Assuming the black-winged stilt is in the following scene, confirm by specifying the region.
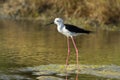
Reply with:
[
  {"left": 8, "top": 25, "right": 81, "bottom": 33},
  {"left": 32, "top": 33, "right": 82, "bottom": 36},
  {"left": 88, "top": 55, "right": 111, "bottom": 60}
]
[{"left": 49, "top": 18, "right": 92, "bottom": 70}]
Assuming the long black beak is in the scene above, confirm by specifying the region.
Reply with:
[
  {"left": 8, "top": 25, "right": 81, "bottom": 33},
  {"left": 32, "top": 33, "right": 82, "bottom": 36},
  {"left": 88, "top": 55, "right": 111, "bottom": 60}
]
[{"left": 46, "top": 22, "right": 54, "bottom": 26}]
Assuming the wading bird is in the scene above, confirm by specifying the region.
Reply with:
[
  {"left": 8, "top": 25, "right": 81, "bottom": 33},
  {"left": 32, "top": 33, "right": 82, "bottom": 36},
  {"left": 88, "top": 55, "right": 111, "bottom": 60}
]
[{"left": 48, "top": 18, "right": 92, "bottom": 70}]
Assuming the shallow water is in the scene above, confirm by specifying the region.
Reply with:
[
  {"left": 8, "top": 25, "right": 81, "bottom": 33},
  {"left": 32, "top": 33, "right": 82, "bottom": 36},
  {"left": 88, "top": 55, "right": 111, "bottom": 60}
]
[{"left": 0, "top": 19, "right": 120, "bottom": 80}]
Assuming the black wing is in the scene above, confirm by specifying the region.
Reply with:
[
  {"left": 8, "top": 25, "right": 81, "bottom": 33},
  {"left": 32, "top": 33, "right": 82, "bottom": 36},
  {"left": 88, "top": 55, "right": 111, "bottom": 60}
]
[{"left": 65, "top": 24, "right": 91, "bottom": 34}]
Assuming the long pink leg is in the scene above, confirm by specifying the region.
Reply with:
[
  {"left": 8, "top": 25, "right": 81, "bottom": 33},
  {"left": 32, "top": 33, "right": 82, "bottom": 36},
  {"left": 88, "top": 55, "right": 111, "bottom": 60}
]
[
  {"left": 71, "top": 37, "right": 79, "bottom": 70},
  {"left": 65, "top": 37, "right": 70, "bottom": 69}
]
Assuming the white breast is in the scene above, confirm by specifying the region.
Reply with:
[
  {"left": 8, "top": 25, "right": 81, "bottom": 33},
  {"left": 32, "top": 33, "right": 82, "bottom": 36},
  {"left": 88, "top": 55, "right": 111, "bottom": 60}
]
[{"left": 57, "top": 25, "right": 77, "bottom": 37}]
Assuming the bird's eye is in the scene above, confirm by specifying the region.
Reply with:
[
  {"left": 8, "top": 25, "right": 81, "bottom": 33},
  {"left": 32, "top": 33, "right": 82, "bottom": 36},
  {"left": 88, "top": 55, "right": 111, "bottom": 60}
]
[{"left": 56, "top": 20, "right": 59, "bottom": 22}]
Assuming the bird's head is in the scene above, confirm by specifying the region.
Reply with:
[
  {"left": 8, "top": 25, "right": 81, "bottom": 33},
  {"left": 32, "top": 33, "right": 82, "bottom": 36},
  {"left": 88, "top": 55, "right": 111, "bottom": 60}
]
[
  {"left": 46, "top": 18, "right": 64, "bottom": 26},
  {"left": 54, "top": 18, "right": 64, "bottom": 25}
]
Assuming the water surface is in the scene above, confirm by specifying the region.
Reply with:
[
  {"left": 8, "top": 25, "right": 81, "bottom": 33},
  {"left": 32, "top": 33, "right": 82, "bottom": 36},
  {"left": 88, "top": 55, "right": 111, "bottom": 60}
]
[{"left": 0, "top": 19, "right": 120, "bottom": 79}]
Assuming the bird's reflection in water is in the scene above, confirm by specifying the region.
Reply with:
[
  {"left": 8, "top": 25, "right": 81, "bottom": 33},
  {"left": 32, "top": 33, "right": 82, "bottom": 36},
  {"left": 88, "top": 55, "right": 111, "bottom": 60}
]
[
  {"left": 75, "top": 73, "right": 78, "bottom": 80},
  {"left": 65, "top": 72, "right": 79, "bottom": 80}
]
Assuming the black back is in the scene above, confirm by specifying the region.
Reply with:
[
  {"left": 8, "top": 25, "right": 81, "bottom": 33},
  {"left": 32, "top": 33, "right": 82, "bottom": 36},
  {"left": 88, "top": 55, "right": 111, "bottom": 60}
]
[{"left": 65, "top": 24, "right": 91, "bottom": 34}]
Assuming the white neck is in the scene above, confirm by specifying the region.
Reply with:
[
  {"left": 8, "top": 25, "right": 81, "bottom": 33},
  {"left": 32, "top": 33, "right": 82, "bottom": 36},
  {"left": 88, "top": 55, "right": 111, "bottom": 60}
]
[{"left": 56, "top": 23, "right": 64, "bottom": 32}]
